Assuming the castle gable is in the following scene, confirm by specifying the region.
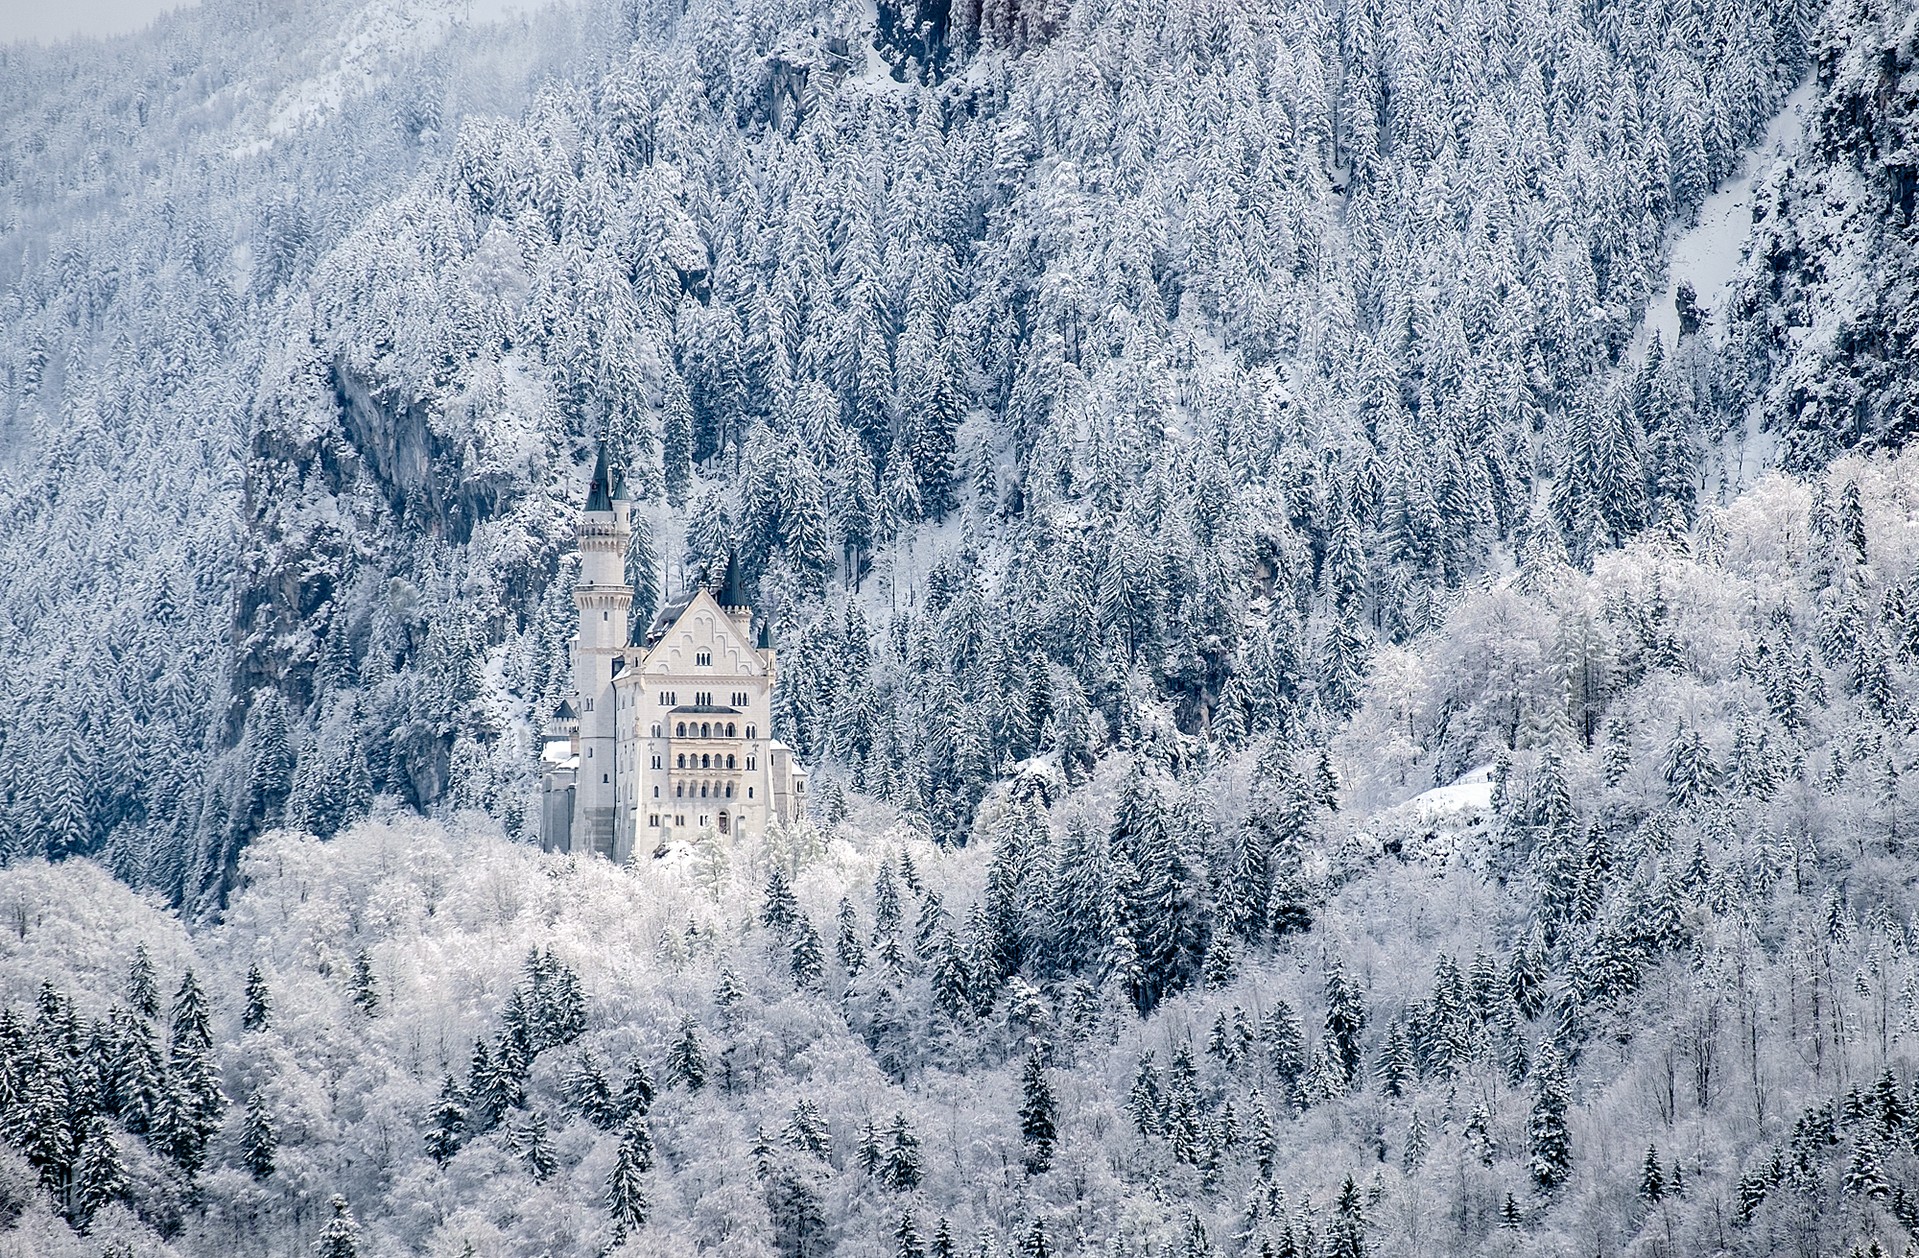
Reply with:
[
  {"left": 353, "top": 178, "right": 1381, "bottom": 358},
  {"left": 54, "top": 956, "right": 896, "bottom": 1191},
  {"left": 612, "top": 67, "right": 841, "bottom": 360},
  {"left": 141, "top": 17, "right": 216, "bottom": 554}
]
[{"left": 645, "top": 588, "right": 763, "bottom": 677}]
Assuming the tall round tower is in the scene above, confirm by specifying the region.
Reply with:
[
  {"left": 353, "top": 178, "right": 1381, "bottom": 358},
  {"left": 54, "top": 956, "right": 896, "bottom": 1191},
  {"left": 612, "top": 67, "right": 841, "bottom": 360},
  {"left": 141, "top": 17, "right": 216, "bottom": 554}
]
[{"left": 571, "top": 444, "right": 632, "bottom": 858}]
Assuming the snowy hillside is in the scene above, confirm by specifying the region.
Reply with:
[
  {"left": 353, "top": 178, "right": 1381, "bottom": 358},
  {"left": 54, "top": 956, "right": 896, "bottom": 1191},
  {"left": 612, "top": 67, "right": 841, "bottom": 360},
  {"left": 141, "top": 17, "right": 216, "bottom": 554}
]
[{"left": 4, "top": 0, "right": 1919, "bottom": 1253}]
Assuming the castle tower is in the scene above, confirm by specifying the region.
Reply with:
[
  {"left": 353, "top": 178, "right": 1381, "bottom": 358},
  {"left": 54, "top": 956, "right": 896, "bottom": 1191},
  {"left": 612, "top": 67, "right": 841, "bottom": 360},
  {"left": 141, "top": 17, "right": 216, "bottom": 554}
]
[{"left": 571, "top": 444, "right": 631, "bottom": 858}]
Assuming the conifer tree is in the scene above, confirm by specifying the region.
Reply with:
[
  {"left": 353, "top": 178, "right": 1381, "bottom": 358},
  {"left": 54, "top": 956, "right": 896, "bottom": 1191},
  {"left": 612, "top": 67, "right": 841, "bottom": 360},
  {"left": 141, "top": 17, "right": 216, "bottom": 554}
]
[
  {"left": 425, "top": 1071, "right": 466, "bottom": 1164},
  {"left": 126, "top": 946, "right": 158, "bottom": 1022},
  {"left": 73, "top": 1115, "right": 128, "bottom": 1227},
  {"left": 1329, "top": 1175, "right": 1365, "bottom": 1258},
  {"left": 667, "top": 1015, "right": 707, "bottom": 1090},
  {"left": 1638, "top": 1144, "right": 1663, "bottom": 1202},
  {"left": 242, "top": 963, "right": 272, "bottom": 1031},
  {"left": 1323, "top": 961, "right": 1367, "bottom": 1092},
  {"left": 837, "top": 898, "right": 867, "bottom": 975},
  {"left": 349, "top": 948, "right": 380, "bottom": 1016},
  {"left": 762, "top": 866, "right": 800, "bottom": 937},
  {"left": 881, "top": 1112, "right": 922, "bottom": 1191},
  {"left": 607, "top": 1119, "right": 653, "bottom": 1245},
  {"left": 619, "top": 1059, "right": 657, "bottom": 1119},
  {"left": 791, "top": 916, "right": 826, "bottom": 991},
  {"left": 242, "top": 1091, "right": 277, "bottom": 1180},
  {"left": 1019, "top": 1044, "right": 1057, "bottom": 1174},
  {"left": 518, "top": 1110, "right": 557, "bottom": 1181},
  {"left": 1528, "top": 1050, "right": 1573, "bottom": 1191},
  {"left": 316, "top": 1195, "right": 361, "bottom": 1258},
  {"left": 1403, "top": 1111, "right": 1428, "bottom": 1172}
]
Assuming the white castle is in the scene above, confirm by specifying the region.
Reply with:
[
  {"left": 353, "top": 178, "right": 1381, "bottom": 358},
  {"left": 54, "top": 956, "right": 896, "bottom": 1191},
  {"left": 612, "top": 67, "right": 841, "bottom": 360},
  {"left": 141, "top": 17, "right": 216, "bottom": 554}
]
[{"left": 538, "top": 447, "right": 807, "bottom": 861}]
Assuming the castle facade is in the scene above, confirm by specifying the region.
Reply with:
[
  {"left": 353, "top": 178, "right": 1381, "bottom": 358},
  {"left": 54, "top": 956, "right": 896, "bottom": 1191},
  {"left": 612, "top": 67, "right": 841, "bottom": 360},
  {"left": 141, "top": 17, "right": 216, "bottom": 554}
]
[{"left": 539, "top": 449, "right": 807, "bottom": 860}]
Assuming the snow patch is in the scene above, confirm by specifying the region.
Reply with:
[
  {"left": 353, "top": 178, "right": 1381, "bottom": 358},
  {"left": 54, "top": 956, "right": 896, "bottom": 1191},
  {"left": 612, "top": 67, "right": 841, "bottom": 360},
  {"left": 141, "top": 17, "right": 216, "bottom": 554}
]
[{"left": 1633, "top": 78, "right": 1817, "bottom": 363}]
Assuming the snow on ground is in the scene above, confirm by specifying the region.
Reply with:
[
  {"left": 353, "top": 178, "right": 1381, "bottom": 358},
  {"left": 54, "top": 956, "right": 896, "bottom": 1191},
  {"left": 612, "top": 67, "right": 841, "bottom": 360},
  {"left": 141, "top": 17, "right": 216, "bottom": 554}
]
[
  {"left": 1356, "top": 763, "right": 1497, "bottom": 870},
  {"left": 1632, "top": 77, "right": 1818, "bottom": 363}
]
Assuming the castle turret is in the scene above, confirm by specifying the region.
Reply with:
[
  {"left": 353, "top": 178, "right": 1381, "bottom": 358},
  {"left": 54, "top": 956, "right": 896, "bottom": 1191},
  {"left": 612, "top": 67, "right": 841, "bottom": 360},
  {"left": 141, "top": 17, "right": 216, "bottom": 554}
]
[{"left": 571, "top": 443, "right": 632, "bottom": 858}]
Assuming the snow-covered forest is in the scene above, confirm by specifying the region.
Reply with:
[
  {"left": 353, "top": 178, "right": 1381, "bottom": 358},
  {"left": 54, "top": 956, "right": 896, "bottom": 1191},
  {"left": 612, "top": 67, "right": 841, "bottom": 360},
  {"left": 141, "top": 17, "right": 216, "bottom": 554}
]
[{"left": 3, "top": 0, "right": 1919, "bottom": 1252}]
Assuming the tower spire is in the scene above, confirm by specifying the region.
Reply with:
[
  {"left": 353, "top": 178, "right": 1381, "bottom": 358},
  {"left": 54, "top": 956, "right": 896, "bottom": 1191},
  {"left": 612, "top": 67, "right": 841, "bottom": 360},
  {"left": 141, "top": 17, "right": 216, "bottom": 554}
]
[{"left": 586, "top": 442, "right": 619, "bottom": 512}]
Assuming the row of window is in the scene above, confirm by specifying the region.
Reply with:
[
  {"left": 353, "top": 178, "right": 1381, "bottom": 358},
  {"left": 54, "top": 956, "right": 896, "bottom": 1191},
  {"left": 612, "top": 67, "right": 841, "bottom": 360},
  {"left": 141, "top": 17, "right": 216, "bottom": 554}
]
[
  {"left": 649, "top": 813, "right": 736, "bottom": 834},
  {"left": 649, "top": 782, "right": 750, "bottom": 800},
  {"left": 667, "top": 752, "right": 751, "bottom": 770},
  {"left": 664, "top": 720, "right": 752, "bottom": 739}
]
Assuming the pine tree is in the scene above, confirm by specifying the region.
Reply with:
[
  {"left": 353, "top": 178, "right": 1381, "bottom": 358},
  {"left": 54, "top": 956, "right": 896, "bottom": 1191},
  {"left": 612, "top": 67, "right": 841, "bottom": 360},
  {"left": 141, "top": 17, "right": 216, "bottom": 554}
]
[
  {"left": 881, "top": 1112, "right": 923, "bottom": 1191},
  {"left": 1638, "top": 1143, "right": 1664, "bottom": 1201},
  {"left": 242, "top": 1091, "right": 277, "bottom": 1180},
  {"left": 619, "top": 1059, "right": 657, "bottom": 1119},
  {"left": 1528, "top": 1050, "right": 1573, "bottom": 1191},
  {"left": 425, "top": 1071, "right": 466, "bottom": 1164},
  {"left": 1323, "top": 961, "right": 1368, "bottom": 1092},
  {"left": 762, "top": 866, "right": 800, "bottom": 937},
  {"left": 791, "top": 916, "right": 827, "bottom": 991},
  {"left": 782, "top": 1098, "right": 831, "bottom": 1159},
  {"left": 1375, "top": 1020, "right": 1414, "bottom": 1097},
  {"left": 606, "top": 1119, "right": 654, "bottom": 1245},
  {"left": 242, "top": 963, "right": 272, "bottom": 1031},
  {"left": 518, "top": 1110, "right": 557, "bottom": 1181},
  {"left": 349, "top": 948, "right": 380, "bottom": 1016},
  {"left": 667, "top": 1015, "right": 707, "bottom": 1090},
  {"left": 1019, "top": 1044, "right": 1057, "bottom": 1174},
  {"left": 126, "top": 946, "right": 158, "bottom": 1021},
  {"left": 896, "top": 1210, "right": 927, "bottom": 1258},
  {"left": 1328, "top": 1175, "right": 1365, "bottom": 1258},
  {"left": 316, "top": 1195, "right": 361, "bottom": 1258},
  {"left": 73, "top": 1115, "right": 128, "bottom": 1227},
  {"left": 837, "top": 898, "right": 867, "bottom": 974},
  {"left": 1403, "top": 1111, "right": 1428, "bottom": 1172}
]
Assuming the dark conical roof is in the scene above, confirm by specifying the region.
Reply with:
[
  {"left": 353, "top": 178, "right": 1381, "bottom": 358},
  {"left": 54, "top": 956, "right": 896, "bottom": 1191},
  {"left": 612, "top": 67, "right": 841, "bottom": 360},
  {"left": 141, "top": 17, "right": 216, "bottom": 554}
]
[
  {"left": 756, "top": 619, "right": 772, "bottom": 650},
  {"left": 718, "top": 550, "right": 749, "bottom": 610},
  {"left": 585, "top": 444, "right": 615, "bottom": 513}
]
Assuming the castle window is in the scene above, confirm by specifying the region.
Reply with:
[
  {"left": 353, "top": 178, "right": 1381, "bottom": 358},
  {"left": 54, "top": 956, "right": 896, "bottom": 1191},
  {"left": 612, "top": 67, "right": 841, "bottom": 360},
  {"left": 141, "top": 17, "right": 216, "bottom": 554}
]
[
  {"left": 652, "top": 724, "right": 661, "bottom": 737},
  {"left": 652, "top": 786, "right": 659, "bottom": 798},
  {"left": 676, "top": 754, "right": 685, "bottom": 768},
  {"left": 726, "top": 754, "right": 735, "bottom": 769},
  {"left": 719, "top": 813, "right": 729, "bottom": 835},
  {"left": 652, "top": 756, "right": 662, "bottom": 770},
  {"left": 649, "top": 815, "right": 660, "bottom": 827},
  {"left": 700, "top": 754, "right": 710, "bottom": 769},
  {"left": 696, "top": 650, "right": 711, "bottom": 667},
  {"left": 747, "top": 756, "right": 756, "bottom": 770},
  {"left": 602, "top": 774, "right": 609, "bottom": 784},
  {"left": 727, "top": 723, "right": 736, "bottom": 737},
  {"left": 746, "top": 724, "right": 756, "bottom": 739},
  {"left": 677, "top": 815, "right": 684, "bottom": 826},
  {"left": 676, "top": 783, "right": 684, "bottom": 797},
  {"left": 584, "top": 699, "right": 593, "bottom": 713},
  {"left": 725, "top": 783, "right": 734, "bottom": 798},
  {"left": 696, "top": 691, "right": 712, "bottom": 706},
  {"left": 603, "top": 611, "right": 608, "bottom": 621},
  {"left": 700, "top": 815, "right": 709, "bottom": 827},
  {"left": 701, "top": 722, "right": 711, "bottom": 738},
  {"left": 748, "top": 787, "right": 754, "bottom": 799},
  {"left": 700, "top": 783, "right": 709, "bottom": 798},
  {"left": 676, "top": 722, "right": 686, "bottom": 737}
]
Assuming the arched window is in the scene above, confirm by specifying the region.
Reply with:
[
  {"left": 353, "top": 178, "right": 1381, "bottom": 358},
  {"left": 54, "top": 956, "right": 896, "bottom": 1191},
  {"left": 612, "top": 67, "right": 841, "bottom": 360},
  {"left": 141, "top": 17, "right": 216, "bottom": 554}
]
[
  {"left": 676, "top": 722, "right": 686, "bottom": 737},
  {"left": 725, "top": 782, "right": 734, "bottom": 798},
  {"left": 700, "top": 753, "right": 710, "bottom": 769},
  {"left": 727, "top": 723, "right": 736, "bottom": 737},
  {"left": 746, "top": 724, "right": 756, "bottom": 740},
  {"left": 718, "top": 812, "right": 730, "bottom": 835},
  {"left": 701, "top": 722, "right": 711, "bottom": 738},
  {"left": 726, "top": 754, "right": 735, "bottom": 769},
  {"left": 676, "top": 753, "right": 685, "bottom": 768},
  {"left": 675, "top": 783, "right": 684, "bottom": 797},
  {"left": 652, "top": 724, "right": 661, "bottom": 737},
  {"left": 700, "top": 783, "right": 709, "bottom": 798}
]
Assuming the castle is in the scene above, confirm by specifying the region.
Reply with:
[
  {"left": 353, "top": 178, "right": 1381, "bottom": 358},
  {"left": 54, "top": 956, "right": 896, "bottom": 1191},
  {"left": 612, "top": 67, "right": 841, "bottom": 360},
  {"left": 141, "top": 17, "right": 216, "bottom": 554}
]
[{"left": 538, "top": 447, "right": 807, "bottom": 861}]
